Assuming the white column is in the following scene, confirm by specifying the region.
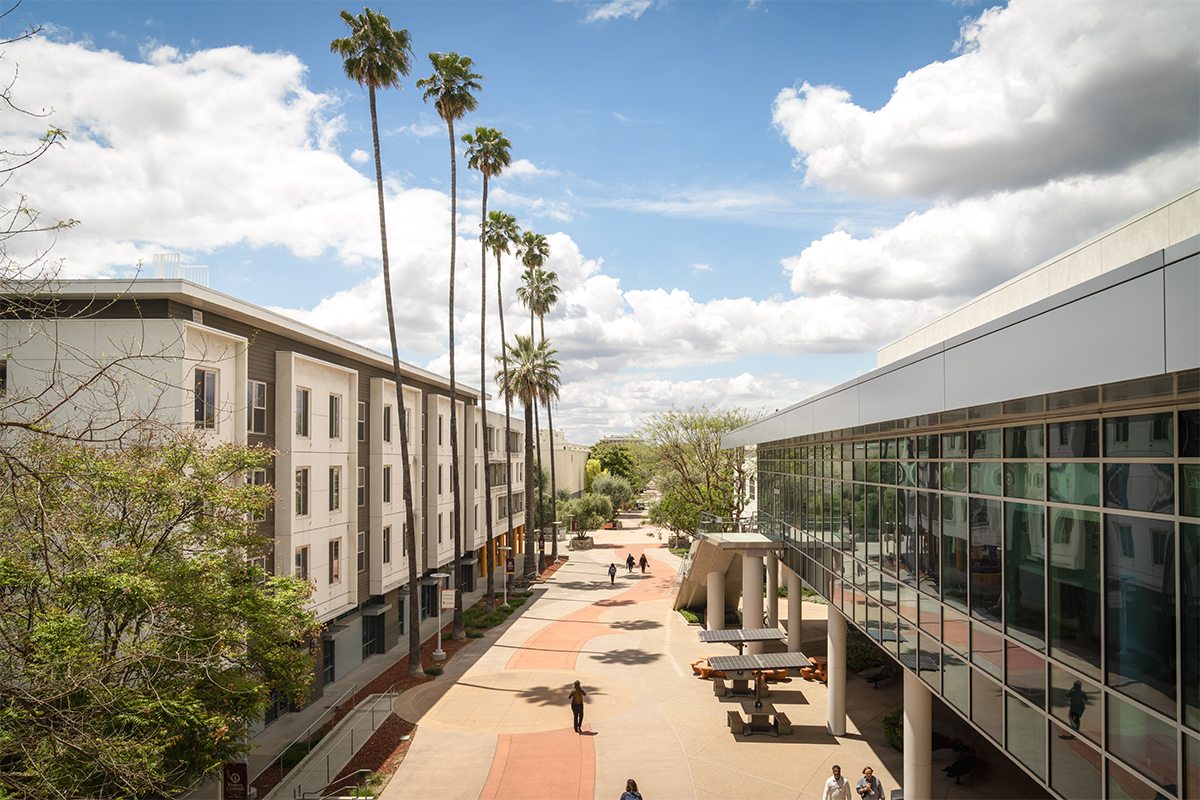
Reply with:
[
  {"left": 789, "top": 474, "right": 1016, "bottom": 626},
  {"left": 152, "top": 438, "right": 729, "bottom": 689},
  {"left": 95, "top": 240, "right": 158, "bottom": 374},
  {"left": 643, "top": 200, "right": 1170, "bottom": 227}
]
[
  {"left": 742, "top": 553, "right": 765, "bottom": 653},
  {"left": 766, "top": 554, "right": 780, "bottom": 628},
  {"left": 827, "top": 606, "right": 846, "bottom": 736},
  {"left": 904, "top": 671, "right": 933, "bottom": 800},
  {"left": 706, "top": 570, "right": 725, "bottom": 631},
  {"left": 787, "top": 569, "right": 802, "bottom": 652}
]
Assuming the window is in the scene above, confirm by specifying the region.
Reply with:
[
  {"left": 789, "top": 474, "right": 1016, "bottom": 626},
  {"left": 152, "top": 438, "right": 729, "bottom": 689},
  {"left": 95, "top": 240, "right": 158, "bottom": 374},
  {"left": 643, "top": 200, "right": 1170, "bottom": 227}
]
[
  {"left": 295, "top": 545, "right": 309, "bottom": 580},
  {"left": 358, "top": 401, "right": 367, "bottom": 441},
  {"left": 194, "top": 368, "right": 217, "bottom": 429},
  {"left": 248, "top": 469, "right": 267, "bottom": 520},
  {"left": 474, "top": 504, "right": 478, "bottom": 531},
  {"left": 475, "top": 464, "right": 478, "bottom": 489},
  {"left": 248, "top": 555, "right": 266, "bottom": 585},
  {"left": 383, "top": 465, "right": 392, "bottom": 504},
  {"left": 383, "top": 405, "right": 392, "bottom": 443},
  {"left": 357, "top": 531, "right": 366, "bottom": 572},
  {"left": 295, "top": 468, "right": 309, "bottom": 516},
  {"left": 383, "top": 526, "right": 391, "bottom": 564},
  {"left": 438, "top": 465, "right": 443, "bottom": 495},
  {"left": 247, "top": 380, "right": 266, "bottom": 434},
  {"left": 438, "top": 513, "right": 443, "bottom": 544},
  {"left": 328, "top": 466, "right": 341, "bottom": 511},
  {"left": 296, "top": 388, "right": 310, "bottom": 437},
  {"left": 357, "top": 467, "right": 366, "bottom": 506},
  {"left": 475, "top": 422, "right": 479, "bottom": 447},
  {"left": 329, "top": 394, "right": 342, "bottom": 439},
  {"left": 329, "top": 539, "right": 341, "bottom": 584},
  {"left": 438, "top": 414, "right": 444, "bottom": 445}
]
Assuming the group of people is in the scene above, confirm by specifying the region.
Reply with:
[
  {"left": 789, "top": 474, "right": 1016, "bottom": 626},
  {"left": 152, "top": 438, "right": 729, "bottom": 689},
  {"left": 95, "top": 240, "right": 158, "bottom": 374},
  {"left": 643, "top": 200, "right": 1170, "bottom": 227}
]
[
  {"left": 608, "top": 553, "right": 649, "bottom": 584},
  {"left": 822, "top": 764, "right": 885, "bottom": 800}
]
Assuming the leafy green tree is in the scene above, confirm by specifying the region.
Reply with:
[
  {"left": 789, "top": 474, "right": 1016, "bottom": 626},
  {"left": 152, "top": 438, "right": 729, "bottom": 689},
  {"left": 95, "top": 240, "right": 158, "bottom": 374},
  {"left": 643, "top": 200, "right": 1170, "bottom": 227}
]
[
  {"left": 494, "top": 333, "right": 560, "bottom": 577},
  {"left": 591, "top": 472, "right": 633, "bottom": 518},
  {"left": 561, "top": 492, "right": 613, "bottom": 536},
  {"left": 463, "top": 128, "right": 511, "bottom": 611},
  {"left": 0, "top": 434, "right": 320, "bottom": 797},
  {"left": 588, "top": 441, "right": 646, "bottom": 489},
  {"left": 648, "top": 488, "right": 700, "bottom": 536},
  {"left": 585, "top": 457, "right": 602, "bottom": 491},
  {"left": 418, "top": 51, "right": 483, "bottom": 641},
  {"left": 636, "top": 404, "right": 763, "bottom": 538},
  {"left": 331, "top": 5, "right": 425, "bottom": 678}
]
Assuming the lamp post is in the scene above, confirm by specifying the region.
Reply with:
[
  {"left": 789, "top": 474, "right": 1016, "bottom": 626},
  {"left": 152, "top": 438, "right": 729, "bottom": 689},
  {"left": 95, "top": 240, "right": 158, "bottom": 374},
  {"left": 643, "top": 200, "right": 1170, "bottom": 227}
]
[
  {"left": 497, "top": 547, "right": 512, "bottom": 608},
  {"left": 431, "top": 572, "right": 450, "bottom": 661}
]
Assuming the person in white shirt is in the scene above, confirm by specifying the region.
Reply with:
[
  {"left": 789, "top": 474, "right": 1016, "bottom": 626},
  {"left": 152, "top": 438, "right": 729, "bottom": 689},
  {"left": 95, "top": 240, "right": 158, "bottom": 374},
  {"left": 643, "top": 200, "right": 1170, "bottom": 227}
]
[{"left": 822, "top": 765, "right": 851, "bottom": 800}]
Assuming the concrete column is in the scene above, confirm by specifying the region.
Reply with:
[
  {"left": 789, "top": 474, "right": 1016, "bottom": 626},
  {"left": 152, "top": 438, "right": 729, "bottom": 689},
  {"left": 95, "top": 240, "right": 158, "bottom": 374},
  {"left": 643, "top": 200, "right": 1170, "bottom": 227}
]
[
  {"left": 904, "top": 671, "right": 933, "bottom": 800},
  {"left": 827, "top": 606, "right": 846, "bottom": 736},
  {"left": 787, "top": 569, "right": 803, "bottom": 652},
  {"left": 766, "top": 554, "right": 780, "bottom": 628},
  {"left": 742, "top": 554, "right": 765, "bottom": 653},
  {"left": 706, "top": 570, "right": 725, "bottom": 631}
]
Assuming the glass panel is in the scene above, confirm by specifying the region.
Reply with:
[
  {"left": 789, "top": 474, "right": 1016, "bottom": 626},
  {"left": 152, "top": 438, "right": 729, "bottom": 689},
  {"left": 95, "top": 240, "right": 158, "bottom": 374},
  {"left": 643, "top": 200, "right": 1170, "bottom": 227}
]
[
  {"left": 866, "top": 460, "right": 880, "bottom": 484},
  {"left": 853, "top": 460, "right": 866, "bottom": 482},
  {"left": 969, "top": 498, "right": 1002, "bottom": 626},
  {"left": 1108, "top": 759, "right": 1166, "bottom": 800},
  {"left": 880, "top": 461, "right": 896, "bottom": 485},
  {"left": 1184, "top": 523, "right": 1199, "bottom": 731},
  {"left": 1181, "top": 408, "right": 1199, "bottom": 458},
  {"left": 1107, "top": 693, "right": 1177, "bottom": 791},
  {"left": 943, "top": 604, "right": 969, "bottom": 655},
  {"left": 971, "top": 621, "right": 1003, "bottom": 679},
  {"left": 867, "top": 440, "right": 880, "bottom": 460},
  {"left": 1004, "top": 463, "right": 1045, "bottom": 500},
  {"left": 943, "top": 432, "right": 968, "bottom": 459},
  {"left": 918, "top": 633, "right": 940, "bottom": 691},
  {"left": 1187, "top": 732, "right": 1200, "bottom": 800},
  {"left": 918, "top": 434, "right": 939, "bottom": 459},
  {"left": 1103, "top": 463, "right": 1174, "bottom": 514},
  {"left": 898, "top": 581, "right": 918, "bottom": 623},
  {"left": 942, "top": 495, "right": 969, "bottom": 612},
  {"left": 1006, "top": 641, "right": 1045, "bottom": 707},
  {"left": 898, "top": 460, "right": 916, "bottom": 487},
  {"left": 897, "top": 490, "right": 917, "bottom": 585},
  {"left": 1106, "top": 513, "right": 1177, "bottom": 711},
  {"left": 879, "top": 606, "right": 900, "bottom": 657},
  {"left": 918, "top": 460, "right": 939, "bottom": 490},
  {"left": 971, "top": 670, "right": 1003, "bottom": 742},
  {"left": 1051, "top": 721, "right": 1102, "bottom": 800},
  {"left": 866, "top": 485, "right": 880, "bottom": 564},
  {"left": 970, "top": 428, "right": 1002, "bottom": 459},
  {"left": 1006, "top": 694, "right": 1046, "bottom": 779},
  {"left": 853, "top": 482, "right": 866, "bottom": 562},
  {"left": 1048, "top": 462, "right": 1101, "bottom": 505},
  {"left": 1005, "top": 502, "right": 1045, "bottom": 649},
  {"left": 942, "top": 461, "right": 967, "bottom": 492},
  {"left": 881, "top": 488, "right": 897, "bottom": 575},
  {"left": 1182, "top": 463, "right": 1199, "bottom": 518},
  {"left": 1049, "top": 666, "right": 1101, "bottom": 745},
  {"left": 919, "top": 594, "right": 941, "bottom": 640},
  {"left": 943, "top": 649, "right": 969, "bottom": 713},
  {"left": 1049, "top": 418, "right": 1100, "bottom": 458},
  {"left": 898, "top": 437, "right": 915, "bottom": 460},
  {"left": 882, "top": 438, "right": 896, "bottom": 459},
  {"left": 970, "top": 461, "right": 1003, "bottom": 496},
  {"left": 1105, "top": 412, "right": 1174, "bottom": 458},
  {"left": 1049, "top": 509, "right": 1102, "bottom": 678},
  {"left": 1005, "top": 424, "right": 1044, "bottom": 459},
  {"left": 853, "top": 441, "right": 866, "bottom": 460}
]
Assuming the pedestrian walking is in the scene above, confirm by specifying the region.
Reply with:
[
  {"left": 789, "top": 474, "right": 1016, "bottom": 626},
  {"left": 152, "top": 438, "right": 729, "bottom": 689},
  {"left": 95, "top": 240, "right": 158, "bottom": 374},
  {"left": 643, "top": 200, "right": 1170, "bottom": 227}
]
[
  {"left": 608, "top": 563, "right": 617, "bottom": 585},
  {"left": 638, "top": 553, "right": 648, "bottom": 573},
  {"left": 620, "top": 778, "right": 642, "bottom": 800},
  {"left": 626, "top": 553, "right": 635, "bottom": 572},
  {"left": 569, "top": 680, "right": 587, "bottom": 733},
  {"left": 855, "top": 766, "right": 883, "bottom": 800},
  {"left": 822, "top": 765, "right": 851, "bottom": 800},
  {"left": 1066, "top": 680, "right": 1087, "bottom": 731}
]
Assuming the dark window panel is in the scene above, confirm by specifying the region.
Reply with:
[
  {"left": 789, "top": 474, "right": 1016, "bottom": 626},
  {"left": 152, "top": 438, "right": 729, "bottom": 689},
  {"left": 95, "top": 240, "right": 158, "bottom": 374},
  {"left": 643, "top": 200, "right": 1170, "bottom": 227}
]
[
  {"left": 1049, "top": 666, "right": 1101, "bottom": 745},
  {"left": 1006, "top": 640, "right": 1045, "bottom": 707},
  {"left": 1050, "top": 721, "right": 1102, "bottom": 800},
  {"left": 969, "top": 498, "right": 1002, "bottom": 627},
  {"left": 1105, "top": 412, "right": 1174, "bottom": 458},
  {"left": 1183, "top": 523, "right": 1199, "bottom": 732},
  {"left": 970, "top": 428, "right": 1002, "bottom": 459},
  {"left": 1004, "top": 424, "right": 1045, "bottom": 459},
  {"left": 1048, "top": 418, "right": 1100, "bottom": 458},
  {"left": 1049, "top": 509, "right": 1102, "bottom": 678},
  {"left": 971, "top": 670, "right": 1004, "bottom": 743},
  {"left": 1106, "top": 693, "right": 1177, "bottom": 792},
  {"left": 1006, "top": 694, "right": 1046, "bottom": 780},
  {"left": 1005, "top": 502, "right": 1045, "bottom": 650},
  {"left": 1103, "top": 463, "right": 1174, "bottom": 514}
]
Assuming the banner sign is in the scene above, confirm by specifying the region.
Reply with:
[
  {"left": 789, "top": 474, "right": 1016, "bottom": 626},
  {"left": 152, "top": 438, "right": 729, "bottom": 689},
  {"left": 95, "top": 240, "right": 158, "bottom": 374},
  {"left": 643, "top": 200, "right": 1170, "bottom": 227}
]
[
  {"left": 441, "top": 589, "right": 455, "bottom": 610},
  {"left": 222, "top": 763, "right": 248, "bottom": 800}
]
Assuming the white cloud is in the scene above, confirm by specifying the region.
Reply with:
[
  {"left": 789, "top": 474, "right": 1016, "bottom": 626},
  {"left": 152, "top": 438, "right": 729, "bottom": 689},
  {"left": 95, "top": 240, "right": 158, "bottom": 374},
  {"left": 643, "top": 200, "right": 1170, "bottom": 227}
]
[
  {"left": 350, "top": 149, "right": 370, "bottom": 164},
  {"left": 691, "top": 263, "right": 712, "bottom": 274},
  {"left": 602, "top": 186, "right": 790, "bottom": 220},
  {"left": 501, "top": 158, "right": 559, "bottom": 179},
  {"left": 772, "top": 0, "right": 1199, "bottom": 199},
  {"left": 586, "top": 1, "right": 652, "bottom": 24},
  {"left": 489, "top": 187, "right": 574, "bottom": 223},
  {"left": 397, "top": 119, "right": 442, "bottom": 139}
]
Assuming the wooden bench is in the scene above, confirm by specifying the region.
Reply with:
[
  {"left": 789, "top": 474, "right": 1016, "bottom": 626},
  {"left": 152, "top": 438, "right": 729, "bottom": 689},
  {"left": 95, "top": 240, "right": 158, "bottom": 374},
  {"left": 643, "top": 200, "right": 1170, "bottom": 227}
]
[
  {"left": 713, "top": 677, "right": 730, "bottom": 697},
  {"left": 727, "top": 710, "right": 745, "bottom": 735},
  {"left": 774, "top": 711, "right": 792, "bottom": 736},
  {"left": 800, "top": 658, "right": 828, "bottom": 683}
]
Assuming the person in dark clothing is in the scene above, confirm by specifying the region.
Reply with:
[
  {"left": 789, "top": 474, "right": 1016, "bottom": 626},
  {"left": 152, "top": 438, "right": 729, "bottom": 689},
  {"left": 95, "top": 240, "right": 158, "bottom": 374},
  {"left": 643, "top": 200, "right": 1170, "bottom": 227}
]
[
  {"left": 638, "top": 553, "right": 648, "bottom": 573},
  {"left": 1066, "top": 680, "right": 1087, "bottom": 731},
  {"left": 620, "top": 778, "right": 642, "bottom": 800},
  {"left": 569, "top": 680, "right": 587, "bottom": 733},
  {"left": 608, "top": 563, "right": 617, "bottom": 584},
  {"left": 626, "top": 553, "right": 635, "bottom": 572}
]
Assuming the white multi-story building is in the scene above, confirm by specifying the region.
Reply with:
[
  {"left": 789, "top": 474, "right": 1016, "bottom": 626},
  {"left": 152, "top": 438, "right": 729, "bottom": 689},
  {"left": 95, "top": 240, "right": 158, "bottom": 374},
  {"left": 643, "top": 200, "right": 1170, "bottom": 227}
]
[{"left": 538, "top": 428, "right": 590, "bottom": 498}]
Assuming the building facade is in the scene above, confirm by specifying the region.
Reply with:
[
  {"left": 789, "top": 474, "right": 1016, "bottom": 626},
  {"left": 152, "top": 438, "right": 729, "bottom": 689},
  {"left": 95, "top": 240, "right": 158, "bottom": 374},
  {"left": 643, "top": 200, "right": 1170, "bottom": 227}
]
[
  {"left": 712, "top": 186, "right": 1199, "bottom": 800},
  {"left": 537, "top": 428, "right": 590, "bottom": 498},
  {"left": 0, "top": 279, "right": 527, "bottom": 728}
]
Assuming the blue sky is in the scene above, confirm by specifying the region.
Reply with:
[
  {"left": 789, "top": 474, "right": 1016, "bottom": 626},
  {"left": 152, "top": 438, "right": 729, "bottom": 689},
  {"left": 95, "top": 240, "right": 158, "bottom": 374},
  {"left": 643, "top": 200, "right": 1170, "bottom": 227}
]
[{"left": 3, "top": 1, "right": 1197, "bottom": 442}]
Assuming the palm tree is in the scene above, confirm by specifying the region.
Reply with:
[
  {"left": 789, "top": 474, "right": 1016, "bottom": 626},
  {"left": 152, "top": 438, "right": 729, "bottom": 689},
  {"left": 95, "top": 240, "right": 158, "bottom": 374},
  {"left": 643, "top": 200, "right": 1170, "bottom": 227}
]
[
  {"left": 330, "top": 8, "right": 424, "bottom": 678},
  {"left": 495, "top": 334, "right": 561, "bottom": 578},
  {"left": 417, "top": 52, "right": 482, "bottom": 641},
  {"left": 485, "top": 211, "right": 521, "bottom": 587},
  {"left": 463, "top": 129, "right": 511, "bottom": 611},
  {"left": 527, "top": 269, "right": 562, "bottom": 562},
  {"left": 513, "top": 234, "right": 550, "bottom": 559}
]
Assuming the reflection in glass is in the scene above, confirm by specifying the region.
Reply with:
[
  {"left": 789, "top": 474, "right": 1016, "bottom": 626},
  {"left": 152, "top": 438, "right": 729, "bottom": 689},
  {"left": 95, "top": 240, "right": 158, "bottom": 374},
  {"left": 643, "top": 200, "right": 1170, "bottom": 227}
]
[
  {"left": 918, "top": 461, "right": 940, "bottom": 490},
  {"left": 943, "top": 604, "right": 970, "bottom": 656},
  {"left": 917, "top": 492, "right": 940, "bottom": 597},
  {"left": 1005, "top": 424, "right": 1044, "bottom": 459},
  {"left": 918, "top": 633, "right": 940, "bottom": 692},
  {"left": 919, "top": 594, "right": 941, "bottom": 640},
  {"left": 970, "top": 461, "right": 1003, "bottom": 496},
  {"left": 971, "top": 670, "right": 1003, "bottom": 742},
  {"left": 1105, "top": 412, "right": 1173, "bottom": 458},
  {"left": 1181, "top": 408, "right": 1199, "bottom": 457},
  {"left": 943, "top": 650, "right": 969, "bottom": 713},
  {"left": 1006, "top": 640, "right": 1045, "bottom": 707},
  {"left": 1050, "top": 666, "right": 1101, "bottom": 745},
  {"left": 970, "top": 428, "right": 1002, "bottom": 459},
  {"left": 866, "top": 460, "right": 880, "bottom": 483},
  {"left": 943, "top": 432, "right": 967, "bottom": 459},
  {"left": 1006, "top": 694, "right": 1046, "bottom": 779},
  {"left": 969, "top": 498, "right": 1002, "bottom": 626},
  {"left": 1049, "top": 418, "right": 1100, "bottom": 458},
  {"left": 918, "top": 434, "right": 939, "bottom": 459},
  {"left": 866, "top": 485, "right": 880, "bottom": 564},
  {"left": 1103, "top": 463, "right": 1174, "bottom": 514},
  {"left": 880, "top": 460, "right": 896, "bottom": 485},
  {"left": 942, "top": 495, "right": 968, "bottom": 612},
  {"left": 1005, "top": 502, "right": 1045, "bottom": 649},
  {"left": 897, "top": 490, "right": 917, "bottom": 586},
  {"left": 942, "top": 461, "right": 967, "bottom": 492},
  {"left": 1048, "top": 462, "right": 1101, "bottom": 506},
  {"left": 1004, "top": 462, "right": 1045, "bottom": 500},
  {"left": 1051, "top": 721, "right": 1102, "bottom": 800},
  {"left": 971, "top": 621, "right": 1003, "bottom": 679},
  {"left": 1107, "top": 759, "right": 1165, "bottom": 800},
  {"left": 1107, "top": 693, "right": 1177, "bottom": 791},
  {"left": 1182, "top": 463, "right": 1199, "bottom": 518},
  {"left": 1184, "top": 523, "right": 1199, "bottom": 731},
  {"left": 1105, "top": 513, "right": 1177, "bottom": 711},
  {"left": 881, "top": 487, "right": 897, "bottom": 575},
  {"left": 1049, "top": 509, "right": 1102, "bottom": 678},
  {"left": 898, "top": 579, "right": 917, "bottom": 623},
  {"left": 898, "top": 461, "right": 916, "bottom": 487},
  {"left": 1187, "top": 732, "right": 1199, "bottom": 800},
  {"left": 867, "top": 440, "right": 880, "bottom": 460},
  {"left": 898, "top": 437, "right": 915, "bottom": 459}
]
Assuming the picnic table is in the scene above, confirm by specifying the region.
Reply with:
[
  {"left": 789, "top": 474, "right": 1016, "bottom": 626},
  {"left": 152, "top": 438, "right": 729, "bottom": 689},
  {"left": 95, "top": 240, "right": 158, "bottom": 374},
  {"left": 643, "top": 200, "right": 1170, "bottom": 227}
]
[{"left": 698, "top": 627, "right": 787, "bottom": 655}]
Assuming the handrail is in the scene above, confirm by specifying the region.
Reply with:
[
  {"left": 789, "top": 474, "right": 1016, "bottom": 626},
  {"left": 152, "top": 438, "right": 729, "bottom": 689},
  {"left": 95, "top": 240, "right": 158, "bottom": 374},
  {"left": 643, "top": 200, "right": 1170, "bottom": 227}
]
[
  {"left": 250, "top": 682, "right": 358, "bottom": 787},
  {"left": 291, "top": 684, "right": 397, "bottom": 799}
]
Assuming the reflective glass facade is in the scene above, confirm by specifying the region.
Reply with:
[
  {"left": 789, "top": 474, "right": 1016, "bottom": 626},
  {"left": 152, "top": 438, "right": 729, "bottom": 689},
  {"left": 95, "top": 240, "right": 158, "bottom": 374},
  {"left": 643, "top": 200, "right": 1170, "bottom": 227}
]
[{"left": 759, "top": 379, "right": 1199, "bottom": 800}]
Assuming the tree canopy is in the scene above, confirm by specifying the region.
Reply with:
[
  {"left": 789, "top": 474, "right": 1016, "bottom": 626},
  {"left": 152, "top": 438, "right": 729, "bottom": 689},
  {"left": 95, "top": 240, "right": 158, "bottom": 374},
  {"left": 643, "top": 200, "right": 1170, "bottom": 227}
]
[
  {"left": 591, "top": 472, "right": 633, "bottom": 518},
  {"left": 588, "top": 441, "right": 647, "bottom": 489},
  {"left": 560, "top": 492, "right": 612, "bottom": 535}
]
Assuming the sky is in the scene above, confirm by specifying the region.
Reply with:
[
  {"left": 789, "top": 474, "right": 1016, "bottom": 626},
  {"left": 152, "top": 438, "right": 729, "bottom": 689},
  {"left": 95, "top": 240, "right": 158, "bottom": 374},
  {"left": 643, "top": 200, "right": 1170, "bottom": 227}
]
[{"left": 1, "top": 0, "right": 1197, "bottom": 444}]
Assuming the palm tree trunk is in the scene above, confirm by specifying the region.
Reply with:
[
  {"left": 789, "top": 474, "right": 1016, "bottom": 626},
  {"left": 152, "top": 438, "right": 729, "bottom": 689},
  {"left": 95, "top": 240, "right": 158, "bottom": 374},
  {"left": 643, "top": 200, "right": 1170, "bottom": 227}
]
[
  {"left": 447, "top": 117, "right": 465, "bottom": 641},
  {"left": 369, "top": 84, "right": 423, "bottom": 678},
  {"left": 533, "top": 398, "right": 543, "bottom": 572},
  {"left": 498, "top": 253, "right": 515, "bottom": 591},
  {"left": 480, "top": 188, "right": 494, "bottom": 612},
  {"left": 523, "top": 400, "right": 536, "bottom": 579},
  {"left": 541, "top": 317, "right": 559, "bottom": 562}
]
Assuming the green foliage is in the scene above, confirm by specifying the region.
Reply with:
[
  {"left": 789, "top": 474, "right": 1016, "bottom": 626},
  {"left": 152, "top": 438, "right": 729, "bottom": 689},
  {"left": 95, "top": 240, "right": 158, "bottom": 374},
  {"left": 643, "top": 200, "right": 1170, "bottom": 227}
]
[
  {"left": 591, "top": 472, "right": 633, "bottom": 517},
  {"left": 280, "top": 729, "right": 328, "bottom": 769},
  {"left": 585, "top": 458, "right": 602, "bottom": 491},
  {"left": 588, "top": 442, "right": 646, "bottom": 489},
  {"left": 882, "top": 705, "right": 904, "bottom": 750},
  {"left": 424, "top": 666, "right": 444, "bottom": 676},
  {"left": 846, "top": 642, "right": 885, "bottom": 672},
  {"left": 678, "top": 608, "right": 701, "bottom": 624},
  {"left": 0, "top": 434, "right": 321, "bottom": 798},
  {"left": 560, "top": 492, "right": 613, "bottom": 534},
  {"left": 467, "top": 630, "right": 485, "bottom": 639},
  {"left": 648, "top": 489, "right": 700, "bottom": 536}
]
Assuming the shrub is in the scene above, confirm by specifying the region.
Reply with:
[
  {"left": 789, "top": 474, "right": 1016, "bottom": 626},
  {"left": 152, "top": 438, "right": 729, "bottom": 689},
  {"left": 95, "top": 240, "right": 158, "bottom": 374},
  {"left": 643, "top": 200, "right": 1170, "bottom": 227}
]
[
  {"left": 882, "top": 705, "right": 903, "bottom": 750},
  {"left": 724, "top": 610, "right": 742, "bottom": 626},
  {"left": 466, "top": 630, "right": 485, "bottom": 638},
  {"left": 846, "top": 642, "right": 884, "bottom": 672},
  {"left": 678, "top": 608, "right": 700, "bottom": 624},
  {"left": 280, "top": 728, "right": 327, "bottom": 768},
  {"left": 424, "top": 666, "right": 444, "bottom": 676},
  {"left": 506, "top": 595, "right": 528, "bottom": 609}
]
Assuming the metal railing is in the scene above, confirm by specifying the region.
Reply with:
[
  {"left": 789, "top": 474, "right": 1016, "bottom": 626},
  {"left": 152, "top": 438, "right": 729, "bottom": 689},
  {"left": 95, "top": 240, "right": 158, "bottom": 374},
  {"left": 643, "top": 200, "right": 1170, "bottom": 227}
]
[
  {"left": 291, "top": 685, "right": 397, "bottom": 798},
  {"left": 696, "top": 511, "right": 789, "bottom": 544},
  {"left": 249, "top": 682, "right": 357, "bottom": 789}
]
